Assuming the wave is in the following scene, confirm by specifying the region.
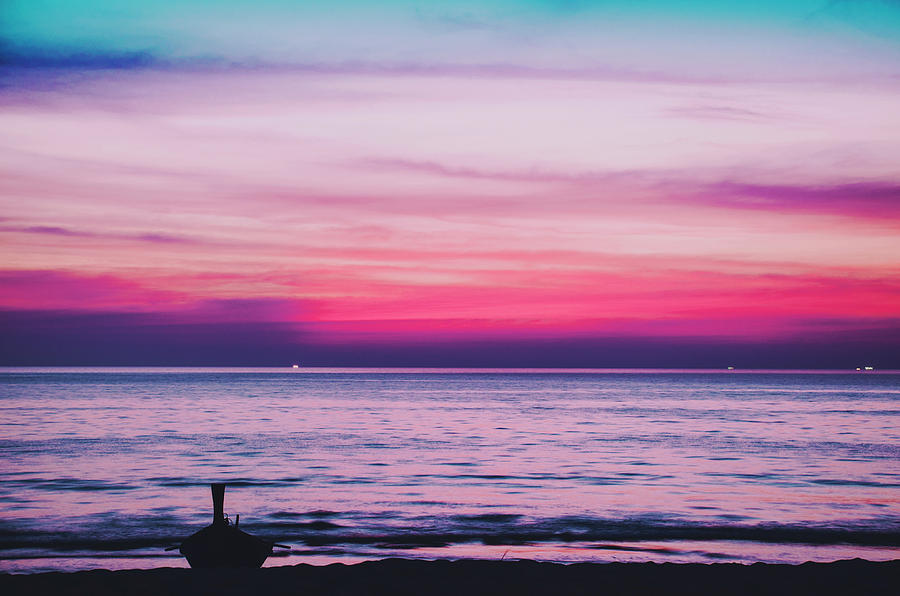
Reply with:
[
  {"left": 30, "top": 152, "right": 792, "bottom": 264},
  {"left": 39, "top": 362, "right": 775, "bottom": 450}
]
[
  {"left": 9, "top": 468, "right": 899, "bottom": 495},
  {"left": 259, "top": 517, "right": 900, "bottom": 549},
  {"left": 2, "top": 514, "right": 898, "bottom": 556}
]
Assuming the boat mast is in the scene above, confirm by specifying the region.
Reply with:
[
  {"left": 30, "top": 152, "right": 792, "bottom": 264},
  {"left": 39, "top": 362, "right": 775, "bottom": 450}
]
[{"left": 211, "top": 483, "right": 226, "bottom": 526}]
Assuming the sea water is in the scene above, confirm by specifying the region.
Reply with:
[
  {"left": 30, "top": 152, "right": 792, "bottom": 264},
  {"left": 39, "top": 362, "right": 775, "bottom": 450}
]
[{"left": 1, "top": 368, "right": 898, "bottom": 572}]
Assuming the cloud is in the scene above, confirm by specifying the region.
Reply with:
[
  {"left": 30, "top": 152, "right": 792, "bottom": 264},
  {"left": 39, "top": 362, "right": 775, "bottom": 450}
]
[
  {"left": 0, "top": 309, "right": 307, "bottom": 366},
  {"left": 1, "top": 263, "right": 899, "bottom": 366},
  {"left": 0, "top": 47, "right": 161, "bottom": 69},
  {"left": 356, "top": 157, "right": 634, "bottom": 185},
  {"left": 0, "top": 51, "right": 744, "bottom": 84},
  {"left": 3, "top": 307, "right": 898, "bottom": 367},
  {"left": 353, "top": 158, "right": 900, "bottom": 222},
  {"left": 703, "top": 180, "right": 900, "bottom": 218},
  {"left": 0, "top": 270, "right": 184, "bottom": 311},
  {"left": 0, "top": 225, "right": 204, "bottom": 245},
  {"left": 133, "top": 232, "right": 198, "bottom": 244},
  {"left": 4, "top": 1, "right": 899, "bottom": 85},
  {"left": 21, "top": 225, "right": 93, "bottom": 237},
  {"left": 665, "top": 104, "right": 778, "bottom": 122}
]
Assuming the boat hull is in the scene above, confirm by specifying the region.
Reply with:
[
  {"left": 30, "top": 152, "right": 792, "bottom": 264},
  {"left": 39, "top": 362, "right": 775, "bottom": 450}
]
[{"left": 179, "top": 523, "right": 272, "bottom": 568}]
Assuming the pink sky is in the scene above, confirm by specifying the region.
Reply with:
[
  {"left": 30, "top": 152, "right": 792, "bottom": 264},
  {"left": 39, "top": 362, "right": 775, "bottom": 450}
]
[{"left": 2, "top": 68, "right": 899, "bottom": 364}]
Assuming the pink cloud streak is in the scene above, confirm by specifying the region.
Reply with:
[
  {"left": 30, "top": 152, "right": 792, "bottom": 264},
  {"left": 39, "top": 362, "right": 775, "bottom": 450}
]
[{"left": 2, "top": 68, "right": 899, "bottom": 352}]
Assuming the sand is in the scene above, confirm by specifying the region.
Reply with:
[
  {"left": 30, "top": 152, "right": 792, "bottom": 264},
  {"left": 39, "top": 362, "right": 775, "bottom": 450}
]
[{"left": 1, "top": 558, "right": 897, "bottom": 596}]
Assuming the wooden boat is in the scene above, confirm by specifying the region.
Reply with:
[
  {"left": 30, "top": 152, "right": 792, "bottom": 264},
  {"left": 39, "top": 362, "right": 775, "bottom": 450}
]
[{"left": 178, "top": 483, "right": 275, "bottom": 568}]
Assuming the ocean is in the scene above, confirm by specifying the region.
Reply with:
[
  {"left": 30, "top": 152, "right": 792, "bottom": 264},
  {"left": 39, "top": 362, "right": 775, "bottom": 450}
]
[{"left": 1, "top": 368, "right": 898, "bottom": 572}]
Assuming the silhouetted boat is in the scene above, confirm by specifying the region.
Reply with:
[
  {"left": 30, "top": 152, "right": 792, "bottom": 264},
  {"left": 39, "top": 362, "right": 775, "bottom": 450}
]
[{"left": 177, "top": 483, "right": 275, "bottom": 568}]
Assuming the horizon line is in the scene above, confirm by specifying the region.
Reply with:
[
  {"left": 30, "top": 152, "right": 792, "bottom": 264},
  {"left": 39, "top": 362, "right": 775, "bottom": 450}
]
[{"left": 2, "top": 366, "right": 896, "bottom": 374}]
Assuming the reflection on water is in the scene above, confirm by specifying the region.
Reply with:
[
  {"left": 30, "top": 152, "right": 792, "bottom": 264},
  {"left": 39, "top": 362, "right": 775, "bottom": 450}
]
[{"left": 1, "top": 368, "right": 898, "bottom": 572}]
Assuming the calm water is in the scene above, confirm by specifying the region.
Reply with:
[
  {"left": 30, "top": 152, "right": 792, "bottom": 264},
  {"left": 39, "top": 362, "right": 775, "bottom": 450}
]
[{"left": 1, "top": 367, "right": 898, "bottom": 572}]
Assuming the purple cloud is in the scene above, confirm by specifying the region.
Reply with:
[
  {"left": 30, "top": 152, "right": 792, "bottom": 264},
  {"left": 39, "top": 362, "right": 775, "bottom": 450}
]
[
  {"left": 1, "top": 225, "right": 207, "bottom": 245},
  {"left": 2, "top": 308, "right": 898, "bottom": 368},
  {"left": 23, "top": 226, "right": 93, "bottom": 237},
  {"left": 704, "top": 181, "right": 900, "bottom": 217},
  {"left": 356, "top": 157, "right": 654, "bottom": 185}
]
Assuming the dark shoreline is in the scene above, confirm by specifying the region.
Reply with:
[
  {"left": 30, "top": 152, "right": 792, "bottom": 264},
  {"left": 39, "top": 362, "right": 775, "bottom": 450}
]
[{"left": 2, "top": 558, "right": 898, "bottom": 596}]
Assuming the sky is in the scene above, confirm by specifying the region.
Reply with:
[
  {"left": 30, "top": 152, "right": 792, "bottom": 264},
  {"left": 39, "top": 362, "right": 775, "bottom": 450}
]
[{"left": 1, "top": 1, "right": 900, "bottom": 367}]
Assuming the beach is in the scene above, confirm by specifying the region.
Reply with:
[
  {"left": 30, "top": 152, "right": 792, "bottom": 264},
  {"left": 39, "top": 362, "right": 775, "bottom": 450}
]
[{"left": 2, "top": 558, "right": 898, "bottom": 596}]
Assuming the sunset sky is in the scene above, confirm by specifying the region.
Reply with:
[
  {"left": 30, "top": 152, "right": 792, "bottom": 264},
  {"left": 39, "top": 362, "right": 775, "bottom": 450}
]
[{"left": 2, "top": 1, "right": 900, "bottom": 366}]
